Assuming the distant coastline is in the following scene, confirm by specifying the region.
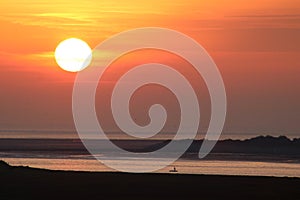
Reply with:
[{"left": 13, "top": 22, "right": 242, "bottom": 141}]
[
  {"left": 0, "top": 135, "right": 299, "bottom": 163},
  {"left": 0, "top": 129, "right": 299, "bottom": 140}
]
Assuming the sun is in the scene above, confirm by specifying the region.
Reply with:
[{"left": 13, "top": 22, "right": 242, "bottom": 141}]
[{"left": 54, "top": 38, "right": 92, "bottom": 72}]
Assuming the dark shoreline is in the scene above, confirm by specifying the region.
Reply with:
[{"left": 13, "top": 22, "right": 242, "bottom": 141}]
[{"left": 1, "top": 161, "right": 300, "bottom": 200}]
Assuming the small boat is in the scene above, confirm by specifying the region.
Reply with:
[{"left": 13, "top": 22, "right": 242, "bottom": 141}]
[{"left": 169, "top": 166, "right": 178, "bottom": 172}]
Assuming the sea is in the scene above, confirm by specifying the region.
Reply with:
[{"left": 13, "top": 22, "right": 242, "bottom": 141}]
[
  {"left": 1, "top": 130, "right": 300, "bottom": 177},
  {"left": 1, "top": 153, "right": 300, "bottom": 178}
]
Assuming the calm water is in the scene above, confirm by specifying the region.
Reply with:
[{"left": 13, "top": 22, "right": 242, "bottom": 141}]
[
  {"left": 1, "top": 156, "right": 300, "bottom": 178},
  {"left": 1, "top": 133, "right": 299, "bottom": 177}
]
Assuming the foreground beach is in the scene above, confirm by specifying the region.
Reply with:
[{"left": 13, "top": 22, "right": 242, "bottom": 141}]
[{"left": 1, "top": 161, "right": 300, "bottom": 200}]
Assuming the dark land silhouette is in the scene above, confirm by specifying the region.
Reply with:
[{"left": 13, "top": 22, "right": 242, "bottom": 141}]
[{"left": 0, "top": 160, "right": 300, "bottom": 200}]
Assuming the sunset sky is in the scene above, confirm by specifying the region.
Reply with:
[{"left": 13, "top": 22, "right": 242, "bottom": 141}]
[{"left": 1, "top": 0, "right": 299, "bottom": 139}]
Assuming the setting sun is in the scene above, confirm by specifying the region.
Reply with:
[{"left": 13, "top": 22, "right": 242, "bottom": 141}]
[{"left": 54, "top": 38, "right": 92, "bottom": 72}]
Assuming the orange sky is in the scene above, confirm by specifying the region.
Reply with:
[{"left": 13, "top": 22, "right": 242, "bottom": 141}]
[{"left": 0, "top": 0, "right": 300, "bottom": 138}]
